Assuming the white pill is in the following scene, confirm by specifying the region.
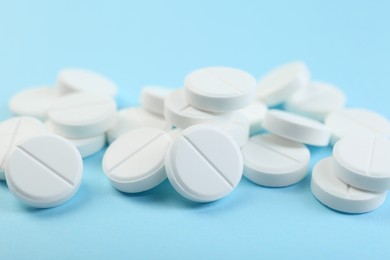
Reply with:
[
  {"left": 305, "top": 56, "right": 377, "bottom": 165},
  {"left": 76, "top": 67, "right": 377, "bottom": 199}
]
[
  {"left": 333, "top": 136, "right": 390, "bottom": 192},
  {"left": 257, "top": 61, "right": 310, "bottom": 106},
  {"left": 0, "top": 117, "right": 47, "bottom": 180},
  {"left": 284, "top": 81, "right": 346, "bottom": 121},
  {"left": 219, "top": 113, "right": 250, "bottom": 147},
  {"left": 106, "top": 107, "right": 170, "bottom": 144},
  {"left": 9, "top": 86, "right": 61, "bottom": 121},
  {"left": 242, "top": 134, "right": 310, "bottom": 187},
  {"left": 48, "top": 92, "right": 116, "bottom": 138},
  {"left": 57, "top": 68, "right": 117, "bottom": 97},
  {"left": 5, "top": 134, "right": 83, "bottom": 208},
  {"left": 311, "top": 157, "right": 386, "bottom": 213},
  {"left": 238, "top": 101, "right": 268, "bottom": 135},
  {"left": 263, "top": 109, "right": 330, "bottom": 146},
  {"left": 184, "top": 67, "right": 257, "bottom": 112},
  {"left": 103, "top": 128, "right": 171, "bottom": 193},
  {"left": 164, "top": 89, "right": 233, "bottom": 129},
  {"left": 165, "top": 125, "right": 243, "bottom": 202},
  {"left": 141, "top": 86, "right": 172, "bottom": 117},
  {"left": 45, "top": 121, "right": 106, "bottom": 158},
  {"left": 325, "top": 108, "right": 390, "bottom": 145}
]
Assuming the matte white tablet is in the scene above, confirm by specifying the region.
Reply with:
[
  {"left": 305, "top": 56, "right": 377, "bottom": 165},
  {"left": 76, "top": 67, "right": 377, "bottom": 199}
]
[
  {"left": 0, "top": 117, "right": 47, "bottom": 180},
  {"left": 165, "top": 125, "right": 243, "bottom": 202},
  {"left": 242, "top": 134, "right": 310, "bottom": 187},
  {"left": 263, "top": 109, "right": 330, "bottom": 146},
  {"left": 9, "top": 86, "right": 61, "bottom": 121},
  {"left": 106, "top": 107, "right": 170, "bottom": 144},
  {"left": 257, "top": 61, "right": 310, "bottom": 106},
  {"left": 141, "top": 86, "right": 172, "bottom": 117},
  {"left": 184, "top": 67, "right": 256, "bottom": 112},
  {"left": 311, "top": 157, "right": 386, "bottom": 214},
  {"left": 57, "top": 68, "right": 117, "bottom": 97},
  {"left": 5, "top": 134, "right": 83, "bottom": 208},
  {"left": 48, "top": 92, "right": 116, "bottom": 138},
  {"left": 238, "top": 101, "right": 268, "bottom": 135},
  {"left": 333, "top": 136, "right": 390, "bottom": 192},
  {"left": 164, "top": 89, "right": 233, "bottom": 129},
  {"left": 285, "top": 81, "right": 346, "bottom": 121},
  {"left": 103, "top": 128, "right": 171, "bottom": 193},
  {"left": 325, "top": 108, "right": 390, "bottom": 145}
]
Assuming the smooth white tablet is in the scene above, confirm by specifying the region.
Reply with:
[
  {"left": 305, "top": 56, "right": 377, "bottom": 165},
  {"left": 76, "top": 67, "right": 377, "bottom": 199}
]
[
  {"left": 325, "top": 108, "right": 390, "bottom": 145},
  {"left": 0, "top": 117, "right": 47, "bottom": 180},
  {"left": 238, "top": 101, "right": 268, "bottom": 135},
  {"left": 184, "top": 67, "right": 257, "bottom": 112},
  {"left": 333, "top": 136, "right": 390, "bottom": 192},
  {"left": 284, "top": 82, "right": 346, "bottom": 121},
  {"left": 57, "top": 68, "right": 117, "bottom": 97},
  {"left": 48, "top": 92, "right": 117, "bottom": 138},
  {"left": 103, "top": 128, "right": 171, "bottom": 193},
  {"left": 242, "top": 134, "right": 310, "bottom": 187},
  {"left": 257, "top": 61, "right": 310, "bottom": 106},
  {"left": 165, "top": 125, "right": 243, "bottom": 202},
  {"left": 263, "top": 110, "right": 330, "bottom": 146},
  {"left": 106, "top": 107, "right": 170, "bottom": 144},
  {"left": 164, "top": 89, "right": 233, "bottom": 129},
  {"left": 9, "top": 86, "right": 61, "bottom": 121},
  {"left": 5, "top": 134, "right": 83, "bottom": 208},
  {"left": 311, "top": 157, "right": 386, "bottom": 213},
  {"left": 220, "top": 113, "right": 250, "bottom": 147},
  {"left": 45, "top": 121, "right": 106, "bottom": 158},
  {"left": 141, "top": 86, "right": 172, "bottom": 117}
]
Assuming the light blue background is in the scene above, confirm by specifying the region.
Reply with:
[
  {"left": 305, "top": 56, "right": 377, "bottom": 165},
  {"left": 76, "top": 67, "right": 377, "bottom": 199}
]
[{"left": 1, "top": 1, "right": 390, "bottom": 259}]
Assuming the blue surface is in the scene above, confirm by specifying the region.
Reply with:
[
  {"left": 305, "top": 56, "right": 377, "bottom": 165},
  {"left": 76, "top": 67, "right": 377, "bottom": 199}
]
[{"left": 1, "top": 1, "right": 390, "bottom": 259}]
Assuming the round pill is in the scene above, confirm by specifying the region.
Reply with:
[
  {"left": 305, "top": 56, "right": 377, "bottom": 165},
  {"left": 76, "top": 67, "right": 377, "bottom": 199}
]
[
  {"left": 5, "top": 134, "right": 83, "bottom": 208},
  {"left": 106, "top": 107, "right": 170, "bottom": 144},
  {"left": 141, "top": 86, "right": 173, "bottom": 117},
  {"left": 164, "top": 89, "right": 233, "bottom": 129},
  {"left": 184, "top": 67, "right": 257, "bottom": 112},
  {"left": 103, "top": 128, "right": 171, "bottom": 193},
  {"left": 0, "top": 117, "right": 47, "bottom": 180},
  {"left": 325, "top": 108, "right": 390, "bottom": 145},
  {"left": 311, "top": 157, "right": 386, "bottom": 213},
  {"left": 257, "top": 61, "right": 310, "bottom": 106},
  {"left": 57, "top": 68, "right": 117, "bottom": 97},
  {"left": 333, "top": 136, "right": 390, "bottom": 192},
  {"left": 284, "top": 81, "right": 346, "bottom": 121},
  {"left": 48, "top": 92, "right": 117, "bottom": 138},
  {"left": 238, "top": 100, "right": 268, "bottom": 135},
  {"left": 242, "top": 134, "right": 310, "bottom": 187},
  {"left": 45, "top": 121, "right": 106, "bottom": 158},
  {"left": 165, "top": 125, "right": 243, "bottom": 202},
  {"left": 263, "top": 109, "right": 330, "bottom": 146},
  {"left": 9, "top": 86, "right": 61, "bottom": 121}
]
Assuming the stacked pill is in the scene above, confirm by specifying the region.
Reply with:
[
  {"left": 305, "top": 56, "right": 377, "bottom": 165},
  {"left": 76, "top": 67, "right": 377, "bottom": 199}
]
[{"left": 2, "top": 61, "right": 390, "bottom": 213}]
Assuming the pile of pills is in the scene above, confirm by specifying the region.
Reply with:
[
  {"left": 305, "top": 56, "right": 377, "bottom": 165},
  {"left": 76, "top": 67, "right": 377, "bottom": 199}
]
[{"left": 2, "top": 62, "right": 390, "bottom": 213}]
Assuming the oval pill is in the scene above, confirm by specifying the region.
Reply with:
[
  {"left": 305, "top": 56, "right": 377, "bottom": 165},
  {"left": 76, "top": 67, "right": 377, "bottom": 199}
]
[
  {"left": 103, "top": 128, "right": 171, "bottom": 193},
  {"left": 311, "top": 157, "right": 386, "bottom": 213},
  {"left": 333, "top": 136, "right": 390, "bottom": 192},
  {"left": 242, "top": 134, "right": 310, "bottom": 187},
  {"left": 184, "top": 67, "right": 257, "bottom": 112},
  {"left": 5, "top": 134, "right": 83, "bottom": 208},
  {"left": 165, "top": 125, "right": 243, "bottom": 202}
]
